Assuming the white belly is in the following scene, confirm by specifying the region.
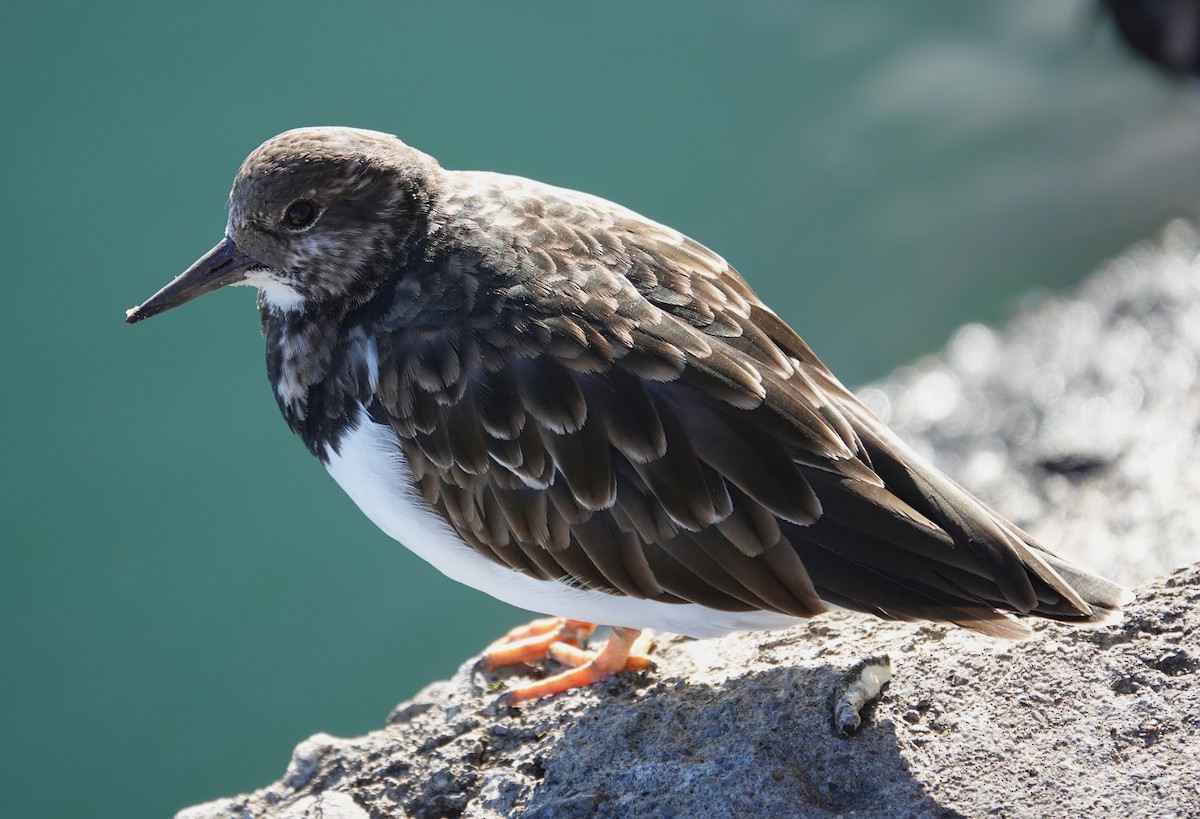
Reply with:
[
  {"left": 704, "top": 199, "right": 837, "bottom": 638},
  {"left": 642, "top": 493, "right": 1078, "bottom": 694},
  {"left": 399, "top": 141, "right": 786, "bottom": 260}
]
[{"left": 322, "top": 409, "right": 802, "bottom": 638}]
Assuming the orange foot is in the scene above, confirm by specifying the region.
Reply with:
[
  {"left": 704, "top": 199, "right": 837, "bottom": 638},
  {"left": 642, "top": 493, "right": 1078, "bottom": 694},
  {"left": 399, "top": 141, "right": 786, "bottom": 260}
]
[
  {"left": 478, "top": 617, "right": 597, "bottom": 670},
  {"left": 479, "top": 618, "right": 655, "bottom": 703}
]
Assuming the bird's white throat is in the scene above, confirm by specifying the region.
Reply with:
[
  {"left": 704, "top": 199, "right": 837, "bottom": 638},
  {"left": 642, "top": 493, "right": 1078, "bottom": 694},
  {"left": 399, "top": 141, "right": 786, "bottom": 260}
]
[{"left": 236, "top": 269, "right": 307, "bottom": 312}]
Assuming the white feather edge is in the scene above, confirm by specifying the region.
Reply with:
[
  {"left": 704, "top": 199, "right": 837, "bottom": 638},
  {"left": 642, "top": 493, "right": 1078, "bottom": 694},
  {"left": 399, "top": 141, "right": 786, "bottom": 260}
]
[{"left": 323, "top": 408, "right": 803, "bottom": 638}]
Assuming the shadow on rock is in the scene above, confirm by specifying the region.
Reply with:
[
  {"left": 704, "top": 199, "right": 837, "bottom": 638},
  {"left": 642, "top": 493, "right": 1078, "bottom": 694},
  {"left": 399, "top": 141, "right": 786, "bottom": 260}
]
[{"left": 524, "top": 665, "right": 963, "bottom": 819}]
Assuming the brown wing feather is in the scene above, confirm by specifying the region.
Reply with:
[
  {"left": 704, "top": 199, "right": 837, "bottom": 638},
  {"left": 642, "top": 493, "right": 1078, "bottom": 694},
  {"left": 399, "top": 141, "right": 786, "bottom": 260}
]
[{"left": 362, "top": 177, "right": 1122, "bottom": 633}]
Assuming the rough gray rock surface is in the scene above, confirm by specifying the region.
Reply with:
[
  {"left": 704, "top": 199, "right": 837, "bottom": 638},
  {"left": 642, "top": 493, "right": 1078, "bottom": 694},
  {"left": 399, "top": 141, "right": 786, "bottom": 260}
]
[
  {"left": 179, "top": 568, "right": 1200, "bottom": 819},
  {"left": 178, "top": 223, "right": 1200, "bottom": 818}
]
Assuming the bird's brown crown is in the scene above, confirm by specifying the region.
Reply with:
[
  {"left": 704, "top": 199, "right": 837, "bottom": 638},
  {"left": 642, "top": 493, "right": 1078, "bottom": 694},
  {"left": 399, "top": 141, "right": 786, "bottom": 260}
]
[{"left": 228, "top": 127, "right": 443, "bottom": 306}]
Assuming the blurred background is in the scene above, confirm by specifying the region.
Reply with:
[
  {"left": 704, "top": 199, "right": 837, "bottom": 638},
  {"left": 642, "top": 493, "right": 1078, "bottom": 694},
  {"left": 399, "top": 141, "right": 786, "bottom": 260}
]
[{"left": 2, "top": 2, "right": 1199, "bottom": 816}]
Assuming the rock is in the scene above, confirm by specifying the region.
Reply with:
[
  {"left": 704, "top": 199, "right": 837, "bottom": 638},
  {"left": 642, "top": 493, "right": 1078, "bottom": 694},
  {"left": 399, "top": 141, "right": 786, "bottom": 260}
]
[
  {"left": 176, "top": 567, "right": 1200, "bottom": 819},
  {"left": 177, "top": 221, "right": 1200, "bottom": 818}
]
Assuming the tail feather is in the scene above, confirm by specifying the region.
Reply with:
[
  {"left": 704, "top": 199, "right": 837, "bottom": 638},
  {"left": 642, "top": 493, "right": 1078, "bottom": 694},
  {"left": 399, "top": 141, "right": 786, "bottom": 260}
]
[
  {"left": 819, "top": 400, "right": 1131, "bottom": 630},
  {"left": 1035, "top": 552, "right": 1132, "bottom": 624}
]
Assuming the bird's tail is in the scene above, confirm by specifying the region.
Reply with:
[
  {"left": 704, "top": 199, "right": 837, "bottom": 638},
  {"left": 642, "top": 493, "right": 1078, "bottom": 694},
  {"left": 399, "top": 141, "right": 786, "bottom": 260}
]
[
  {"left": 1013, "top": 538, "right": 1132, "bottom": 626},
  {"left": 839, "top": 402, "right": 1132, "bottom": 636}
]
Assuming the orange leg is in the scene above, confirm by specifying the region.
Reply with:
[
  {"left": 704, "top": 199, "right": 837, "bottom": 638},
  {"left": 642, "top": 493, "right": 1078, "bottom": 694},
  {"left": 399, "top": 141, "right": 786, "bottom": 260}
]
[
  {"left": 547, "top": 634, "right": 655, "bottom": 671},
  {"left": 479, "top": 618, "right": 596, "bottom": 671},
  {"left": 503, "top": 627, "right": 654, "bottom": 703}
]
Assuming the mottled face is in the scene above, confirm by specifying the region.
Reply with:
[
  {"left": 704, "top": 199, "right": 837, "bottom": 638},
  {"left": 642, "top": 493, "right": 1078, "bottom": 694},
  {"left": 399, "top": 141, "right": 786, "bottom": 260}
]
[{"left": 127, "top": 127, "right": 441, "bottom": 324}]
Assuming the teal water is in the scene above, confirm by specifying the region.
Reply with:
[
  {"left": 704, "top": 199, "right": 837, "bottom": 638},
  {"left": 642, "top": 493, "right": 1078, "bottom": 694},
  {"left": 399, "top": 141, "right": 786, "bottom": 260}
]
[{"left": 3, "top": 2, "right": 1198, "bottom": 816}]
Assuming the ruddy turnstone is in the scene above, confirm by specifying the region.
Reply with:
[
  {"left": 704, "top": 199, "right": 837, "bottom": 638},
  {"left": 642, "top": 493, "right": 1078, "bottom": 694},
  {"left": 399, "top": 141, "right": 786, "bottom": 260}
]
[{"left": 127, "top": 127, "right": 1128, "bottom": 705}]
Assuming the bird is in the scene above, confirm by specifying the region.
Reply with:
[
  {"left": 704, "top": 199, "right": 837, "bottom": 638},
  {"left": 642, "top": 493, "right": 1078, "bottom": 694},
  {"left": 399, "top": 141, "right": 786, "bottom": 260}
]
[{"left": 127, "top": 126, "right": 1128, "bottom": 704}]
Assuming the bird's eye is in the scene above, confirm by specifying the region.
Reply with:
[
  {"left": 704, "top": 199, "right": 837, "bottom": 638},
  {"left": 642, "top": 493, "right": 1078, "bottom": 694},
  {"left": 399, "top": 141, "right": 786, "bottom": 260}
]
[{"left": 283, "top": 200, "right": 318, "bottom": 229}]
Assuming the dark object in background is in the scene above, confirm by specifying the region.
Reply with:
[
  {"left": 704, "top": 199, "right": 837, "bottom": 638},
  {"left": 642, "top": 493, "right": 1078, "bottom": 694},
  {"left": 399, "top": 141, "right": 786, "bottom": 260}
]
[{"left": 1099, "top": 0, "right": 1200, "bottom": 79}]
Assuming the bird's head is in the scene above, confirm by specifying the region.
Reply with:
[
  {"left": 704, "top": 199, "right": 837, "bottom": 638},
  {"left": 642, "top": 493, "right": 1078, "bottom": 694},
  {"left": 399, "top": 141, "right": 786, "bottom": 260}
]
[{"left": 126, "top": 126, "right": 441, "bottom": 324}]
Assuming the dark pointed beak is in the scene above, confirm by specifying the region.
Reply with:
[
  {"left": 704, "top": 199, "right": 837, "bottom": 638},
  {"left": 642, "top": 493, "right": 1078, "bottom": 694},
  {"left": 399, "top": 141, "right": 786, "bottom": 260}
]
[{"left": 125, "top": 237, "right": 259, "bottom": 325}]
